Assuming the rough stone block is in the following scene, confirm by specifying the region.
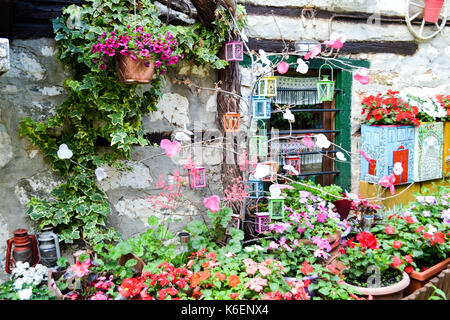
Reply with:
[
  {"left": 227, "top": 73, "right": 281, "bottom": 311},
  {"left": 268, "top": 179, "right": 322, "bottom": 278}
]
[{"left": 0, "top": 38, "right": 10, "bottom": 75}]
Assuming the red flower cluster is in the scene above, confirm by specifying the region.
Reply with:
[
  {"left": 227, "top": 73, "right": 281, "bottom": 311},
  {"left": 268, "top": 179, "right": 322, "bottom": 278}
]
[
  {"left": 436, "top": 95, "right": 450, "bottom": 117},
  {"left": 118, "top": 261, "right": 192, "bottom": 300},
  {"left": 361, "top": 90, "right": 421, "bottom": 126},
  {"left": 356, "top": 231, "right": 378, "bottom": 250}
]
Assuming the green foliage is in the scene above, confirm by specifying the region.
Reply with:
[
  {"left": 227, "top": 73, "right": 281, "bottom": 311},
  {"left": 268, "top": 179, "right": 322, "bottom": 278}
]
[
  {"left": 18, "top": 0, "right": 247, "bottom": 247},
  {"left": 0, "top": 280, "right": 56, "bottom": 300}
]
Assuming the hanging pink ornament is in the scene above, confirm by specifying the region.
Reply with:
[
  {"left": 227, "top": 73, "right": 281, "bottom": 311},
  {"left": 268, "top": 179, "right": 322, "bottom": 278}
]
[
  {"left": 160, "top": 139, "right": 181, "bottom": 158},
  {"left": 354, "top": 68, "right": 370, "bottom": 85},
  {"left": 277, "top": 61, "right": 289, "bottom": 74},
  {"left": 204, "top": 195, "right": 220, "bottom": 213}
]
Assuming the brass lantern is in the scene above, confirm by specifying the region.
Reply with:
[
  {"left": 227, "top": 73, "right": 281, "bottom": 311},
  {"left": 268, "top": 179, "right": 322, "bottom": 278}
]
[{"left": 316, "top": 63, "right": 335, "bottom": 102}]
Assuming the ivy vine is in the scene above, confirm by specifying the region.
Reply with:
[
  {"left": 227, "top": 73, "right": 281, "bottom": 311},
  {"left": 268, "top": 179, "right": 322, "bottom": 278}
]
[{"left": 19, "top": 0, "right": 247, "bottom": 247}]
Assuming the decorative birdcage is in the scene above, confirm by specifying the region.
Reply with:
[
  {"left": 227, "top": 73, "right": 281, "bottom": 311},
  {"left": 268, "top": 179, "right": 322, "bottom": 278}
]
[
  {"left": 225, "top": 39, "right": 244, "bottom": 62},
  {"left": 268, "top": 197, "right": 285, "bottom": 220},
  {"left": 187, "top": 167, "right": 206, "bottom": 188},
  {"left": 284, "top": 140, "right": 302, "bottom": 175},
  {"left": 251, "top": 96, "right": 271, "bottom": 120},
  {"left": 223, "top": 98, "right": 241, "bottom": 132},
  {"left": 316, "top": 63, "right": 335, "bottom": 102},
  {"left": 226, "top": 214, "right": 241, "bottom": 235},
  {"left": 248, "top": 179, "right": 265, "bottom": 199},
  {"left": 261, "top": 161, "right": 278, "bottom": 182},
  {"left": 257, "top": 77, "right": 277, "bottom": 97}
]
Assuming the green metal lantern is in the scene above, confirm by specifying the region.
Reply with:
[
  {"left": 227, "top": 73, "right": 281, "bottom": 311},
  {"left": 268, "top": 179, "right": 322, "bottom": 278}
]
[
  {"left": 249, "top": 121, "right": 268, "bottom": 158},
  {"left": 268, "top": 197, "right": 285, "bottom": 219},
  {"left": 316, "top": 63, "right": 335, "bottom": 102}
]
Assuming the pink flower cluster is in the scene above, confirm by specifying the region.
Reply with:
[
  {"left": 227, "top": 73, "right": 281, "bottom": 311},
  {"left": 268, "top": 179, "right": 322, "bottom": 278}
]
[{"left": 91, "top": 26, "right": 183, "bottom": 71}]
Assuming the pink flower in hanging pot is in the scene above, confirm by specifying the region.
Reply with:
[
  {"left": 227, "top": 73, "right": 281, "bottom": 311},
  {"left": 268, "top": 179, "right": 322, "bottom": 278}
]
[
  {"left": 277, "top": 61, "right": 289, "bottom": 74},
  {"left": 354, "top": 67, "right": 370, "bottom": 85},
  {"left": 204, "top": 195, "right": 220, "bottom": 213},
  {"left": 304, "top": 45, "right": 322, "bottom": 60},
  {"left": 160, "top": 139, "right": 182, "bottom": 158}
]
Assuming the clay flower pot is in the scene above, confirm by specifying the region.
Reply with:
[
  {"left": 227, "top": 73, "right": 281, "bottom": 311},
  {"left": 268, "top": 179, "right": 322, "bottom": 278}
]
[
  {"left": 343, "top": 270, "right": 410, "bottom": 300},
  {"left": 424, "top": 0, "right": 445, "bottom": 23},
  {"left": 115, "top": 54, "right": 155, "bottom": 84},
  {"left": 405, "top": 257, "right": 450, "bottom": 296}
]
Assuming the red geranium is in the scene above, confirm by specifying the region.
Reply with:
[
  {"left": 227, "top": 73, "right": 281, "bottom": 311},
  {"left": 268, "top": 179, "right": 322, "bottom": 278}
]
[
  {"left": 404, "top": 254, "right": 413, "bottom": 264},
  {"left": 434, "top": 232, "right": 445, "bottom": 245},
  {"left": 300, "top": 261, "right": 314, "bottom": 275},
  {"left": 385, "top": 225, "right": 395, "bottom": 235},
  {"left": 392, "top": 256, "right": 403, "bottom": 268},
  {"left": 392, "top": 241, "right": 402, "bottom": 249},
  {"left": 356, "top": 231, "right": 378, "bottom": 250}
]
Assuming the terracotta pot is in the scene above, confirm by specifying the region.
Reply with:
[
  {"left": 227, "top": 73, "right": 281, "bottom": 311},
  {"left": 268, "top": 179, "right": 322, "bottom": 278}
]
[
  {"left": 405, "top": 257, "right": 450, "bottom": 296},
  {"left": 115, "top": 54, "right": 155, "bottom": 84},
  {"left": 424, "top": 0, "right": 445, "bottom": 23},
  {"left": 343, "top": 270, "right": 410, "bottom": 300}
]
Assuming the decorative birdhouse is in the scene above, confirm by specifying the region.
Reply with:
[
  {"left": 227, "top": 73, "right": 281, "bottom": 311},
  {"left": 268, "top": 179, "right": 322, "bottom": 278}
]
[
  {"left": 360, "top": 124, "right": 415, "bottom": 185},
  {"left": 255, "top": 212, "right": 271, "bottom": 234},
  {"left": 261, "top": 161, "right": 278, "bottom": 182},
  {"left": 225, "top": 40, "right": 244, "bottom": 62},
  {"left": 223, "top": 98, "right": 241, "bottom": 132},
  {"left": 257, "top": 77, "right": 277, "bottom": 97},
  {"left": 269, "top": 197, "right": 285, "bottom": 220},
  {"left": 413, "top": 121, "right": 444, "bottom": 182},
  {"left": 316, "top": 63, "right": 335, "bottom": 102},
  {"left": 226, "top": 214, "right": 241, "bottom": 235},
  {"left": 248, "top": 179, "right": 265, "bottom": 199},
  {"left": 188, "top": 167, "right": 207, "bottom": 188},
  {"left": 252, "top": 96, "right": 271, "bottom": 119}
]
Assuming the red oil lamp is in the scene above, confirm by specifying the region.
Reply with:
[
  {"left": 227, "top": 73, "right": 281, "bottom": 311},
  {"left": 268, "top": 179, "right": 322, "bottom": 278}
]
[{"left": 5, "top": 229, "right": 40, "bottom": 274}]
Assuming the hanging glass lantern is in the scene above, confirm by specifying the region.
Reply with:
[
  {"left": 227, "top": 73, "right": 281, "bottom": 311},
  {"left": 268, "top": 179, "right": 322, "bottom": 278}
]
[
  {"left": 261, "top": 161, "right": 278, "bottom": 182},
  {"left": 255, "top": 212, "right": 271, "bottom": 234},
  {"left": 225, "top": 40, "right": 244, "bottom": 62},
  {"left": 226, "top": 214, "right": 241, "bottom": 235},
  {"left": 249, "top": 136, "right": 269, "bottom": 158},
  {"left": 248, "top": 179, "right": 265, "bottom": 199},
  {"left": 5, "top": 229, "right": 40, "bottom": 274},
  {"left": 257, "top": 77, "right": 277, "bottom": 97},
  {"left": 317, "top": 63, "right": 335, "bottom": 102},
  {"left": 223, "top": 98, "right": 241, "bottom": 132},
  {"left": 252, "top": 96, "right": 271, "bottom": 119},
  {"left": 269, "top": 197, "right": 285, "bottom": 220},
  {"left": 188, "top": 167, "right": 206, "bottom": 188},
  {"left": 37, "top": 227, "right": 61, "bottom": 268}
]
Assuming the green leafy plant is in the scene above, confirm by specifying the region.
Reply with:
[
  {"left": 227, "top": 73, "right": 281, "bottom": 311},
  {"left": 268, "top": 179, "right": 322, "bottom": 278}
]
[{"left": 18, "top": 0, "right": 247, "bottom": 248}]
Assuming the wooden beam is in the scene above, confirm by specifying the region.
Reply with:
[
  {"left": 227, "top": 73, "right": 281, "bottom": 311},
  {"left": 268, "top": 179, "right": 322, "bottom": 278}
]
[
  {"left": 247, "top": 38, "right": 419, "bottom": 56},
  {"left": 243, "top": 4, "right": 450, "bottom": 27}
]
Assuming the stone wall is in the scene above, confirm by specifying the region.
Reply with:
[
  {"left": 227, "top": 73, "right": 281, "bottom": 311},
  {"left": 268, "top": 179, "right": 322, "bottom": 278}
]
[
  {"left": 238, "top": 0, "right": 450, "bottom": 193},
  {"left": 0, "top": 38, "right": 222, "bottom": 281}
]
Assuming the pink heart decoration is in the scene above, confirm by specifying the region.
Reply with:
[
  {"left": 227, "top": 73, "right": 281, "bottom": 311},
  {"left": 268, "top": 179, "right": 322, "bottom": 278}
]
[
  {"left": 354, "top": 68, "right": 370, "bottom": 85},
  {"left": 160, "top": 139, "right": 181, "bottom": 158},
  {"left": 379, "top": 174, "right": 396, "bottom": 195},
  {"left": 204, "top": 195, "right": 220, "bottom": 213},
  {"left": 277, "top": 61, "right": 289, "bottom": 74}
]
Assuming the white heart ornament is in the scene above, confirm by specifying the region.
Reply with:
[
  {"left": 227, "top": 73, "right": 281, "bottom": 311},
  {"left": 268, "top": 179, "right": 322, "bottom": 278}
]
[{"left": 57, "top": 144, "right": 73, "bottom": 160}]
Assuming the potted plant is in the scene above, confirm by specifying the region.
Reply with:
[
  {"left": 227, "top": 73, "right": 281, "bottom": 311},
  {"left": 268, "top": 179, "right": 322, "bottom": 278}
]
[
  {"left": 92, "top": 24, "right": 183, "bottom": 83},
  {"left": 337, "top": 231, "right": 410, "bottom": 300},
  {"left": 424, "top": 0, "right": 445, "bottom": 23},
  {"left": 371, "top": 188, "right": 450, "bottom": 295}
]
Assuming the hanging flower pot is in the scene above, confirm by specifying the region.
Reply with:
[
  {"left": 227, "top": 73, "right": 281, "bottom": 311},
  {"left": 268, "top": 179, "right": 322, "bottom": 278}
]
[
  {"left": 424, "top": 0, "right": 445, "bottom": 23},
  {"left": 115, "top": 54, "right": 155, "bottom": 84}
]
